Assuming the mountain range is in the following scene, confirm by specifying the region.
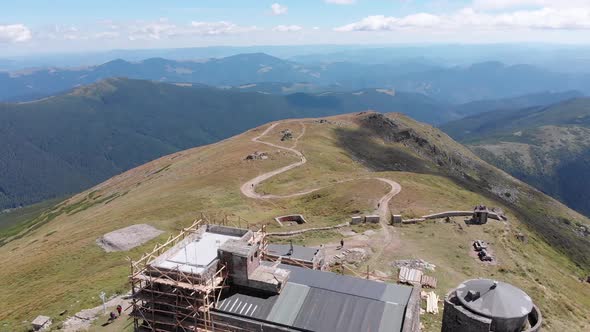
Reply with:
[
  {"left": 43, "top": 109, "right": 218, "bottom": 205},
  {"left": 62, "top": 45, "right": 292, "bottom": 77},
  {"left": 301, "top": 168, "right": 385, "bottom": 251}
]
[{"left": 3, "top": 53, "right": 590, "bottom": 103}]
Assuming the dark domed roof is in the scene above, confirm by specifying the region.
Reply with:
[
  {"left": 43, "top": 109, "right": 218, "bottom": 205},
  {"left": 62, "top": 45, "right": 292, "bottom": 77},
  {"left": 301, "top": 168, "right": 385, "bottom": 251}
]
[{"left": 456, "top": 279, "right": 533, "bottom": 319}]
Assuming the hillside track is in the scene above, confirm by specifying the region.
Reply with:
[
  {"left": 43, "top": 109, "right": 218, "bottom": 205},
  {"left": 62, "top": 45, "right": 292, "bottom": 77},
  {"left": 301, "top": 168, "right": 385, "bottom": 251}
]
[{"left": 240, "top": 121, "right": 402, "bottom": 260}]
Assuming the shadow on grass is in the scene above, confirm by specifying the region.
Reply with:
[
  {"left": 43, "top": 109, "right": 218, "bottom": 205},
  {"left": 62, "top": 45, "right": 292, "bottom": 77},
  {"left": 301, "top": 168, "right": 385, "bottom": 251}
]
[{"left": 334, "top": 126, "right": 436, "bottom": 174}]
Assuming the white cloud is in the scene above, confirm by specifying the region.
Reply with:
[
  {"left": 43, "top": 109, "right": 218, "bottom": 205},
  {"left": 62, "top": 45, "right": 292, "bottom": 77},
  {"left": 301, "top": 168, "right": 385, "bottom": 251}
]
[
  {"left": 472, "top": 0, "right": 590, "bottom": 10},
  {"left": 271, "top": 3, "right": 288, "bottom": 15},
  {"left": 335, "top": 7, "right": 590, "bottom": 31},
  {"left": 190, "top": 21, "right": 258, "bottom": 35},
  {"left": 128, "top": 19, "right": 177, "bottom": 40},
  {"left": 126, "top": 19, "right": 257, "bottom": 40},
  {"left": 94, "top": 31, "right": 120, "bottom": 39},
  {"left": 0, "top": 24, "right": 32, "bottom": 43},
  {"left": 273, "top": 25, "right": 303, "bottom": 32},
  {"left": 325, "top": 0, "right": 356, "bottom": 4}
]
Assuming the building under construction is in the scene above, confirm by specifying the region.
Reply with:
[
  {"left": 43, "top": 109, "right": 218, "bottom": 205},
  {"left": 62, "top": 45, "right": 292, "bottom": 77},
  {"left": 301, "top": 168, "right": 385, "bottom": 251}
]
[{"left": 130, "top": 220, "right": 420, "bottom": 332}]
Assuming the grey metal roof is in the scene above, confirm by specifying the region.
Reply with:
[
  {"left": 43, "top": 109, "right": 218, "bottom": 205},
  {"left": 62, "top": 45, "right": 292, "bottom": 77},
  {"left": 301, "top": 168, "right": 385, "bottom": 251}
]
[
  {"left": 266, "top": 244, "right": 319, "bottom": 262},
  {"left": 280, "top": 264, "right": 412, "bottom": 304},
  {"left": 293, "top": 287, "right": 386, "bottom": 332},
  {"left": 266, "top": 283, "right": 310, "bottom": 326},
  {"left": 215, "top": 264, "right": 414, "bottom": 332},
  {"left": 456, "top": 279, "right": 533, "bottom": 319},
  {"left": 216, "top": 291, "right": 278, "bottom": 320}
]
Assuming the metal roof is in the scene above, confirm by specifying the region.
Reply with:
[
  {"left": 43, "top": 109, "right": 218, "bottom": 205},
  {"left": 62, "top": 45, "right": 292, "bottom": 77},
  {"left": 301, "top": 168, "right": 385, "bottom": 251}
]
[
  {"left": 216, "top": 290, "right": 279, "bottom": 320},
  {"left": 283, "top": 264, "right": 412, "bottom": 303},
  {"left": 266, "top": 244, "right": 319, "bottom": 262},
  {"left": 215, "top": 264, "right": 413, "bottom": 332},
  {"left": 293, "top": 287, "right": 386, "bottom": 332},
  {"left": 456, "top": 279, "right": 533, "bottom": 319}
]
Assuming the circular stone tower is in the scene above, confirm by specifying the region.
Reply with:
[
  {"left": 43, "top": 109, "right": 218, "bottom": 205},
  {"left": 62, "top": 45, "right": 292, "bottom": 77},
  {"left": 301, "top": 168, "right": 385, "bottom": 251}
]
[{"left": 442, "top": 279, "right": 542, "bottom": 332}]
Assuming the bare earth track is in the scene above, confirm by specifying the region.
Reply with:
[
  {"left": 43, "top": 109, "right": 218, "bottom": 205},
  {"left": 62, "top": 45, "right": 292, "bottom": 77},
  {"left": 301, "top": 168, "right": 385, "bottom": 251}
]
[{"left": 240, "top": 121, "right": 402, "bottom": 260}]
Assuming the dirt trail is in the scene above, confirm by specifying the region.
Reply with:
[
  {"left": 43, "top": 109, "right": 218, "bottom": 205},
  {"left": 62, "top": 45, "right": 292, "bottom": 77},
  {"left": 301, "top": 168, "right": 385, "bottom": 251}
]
[{"left": 240, "top": 121, "right": 403, "bottom": 261}]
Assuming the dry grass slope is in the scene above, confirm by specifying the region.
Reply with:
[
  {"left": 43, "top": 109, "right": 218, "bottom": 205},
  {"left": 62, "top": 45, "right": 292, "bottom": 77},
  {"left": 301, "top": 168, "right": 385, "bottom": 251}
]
[{"left": 0, "top": 112, "right": 588, "bottom": 332}]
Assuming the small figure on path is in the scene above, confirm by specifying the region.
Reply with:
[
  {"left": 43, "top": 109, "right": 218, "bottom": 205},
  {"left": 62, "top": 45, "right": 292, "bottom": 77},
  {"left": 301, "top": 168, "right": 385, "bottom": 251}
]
[
  {"left": 340, "top": 239, "right": 344, "bottom": 250},
  {"left": 116, "top": 305, "right": 122, "bottom": 316},
  {"left": 107, "top": 311, "right": 117, "bottom": 324}
]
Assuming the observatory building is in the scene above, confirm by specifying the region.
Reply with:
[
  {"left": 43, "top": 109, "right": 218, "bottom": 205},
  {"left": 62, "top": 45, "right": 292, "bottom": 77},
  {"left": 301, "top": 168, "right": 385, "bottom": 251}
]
[
  {"left": 130, "top": 221, "right": 420, "bottom": 332},
  {"left": 442, "top": 279, "right": 542, "bottom": 332}
]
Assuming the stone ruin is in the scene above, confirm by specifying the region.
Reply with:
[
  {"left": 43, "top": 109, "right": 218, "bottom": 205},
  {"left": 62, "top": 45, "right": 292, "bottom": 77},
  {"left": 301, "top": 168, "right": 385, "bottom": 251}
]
[
  {"left": 280, "top": 129, "right": 293, "bottom": 141},
  {"left": 245, "top": 151, "right": 269, "bottom": 160}
]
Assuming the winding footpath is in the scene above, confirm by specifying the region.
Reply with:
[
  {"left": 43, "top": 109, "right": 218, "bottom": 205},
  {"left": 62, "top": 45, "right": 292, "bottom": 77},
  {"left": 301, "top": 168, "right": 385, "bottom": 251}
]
[{"left": 240, "top": 121, "right": 402, "bottom": 259}]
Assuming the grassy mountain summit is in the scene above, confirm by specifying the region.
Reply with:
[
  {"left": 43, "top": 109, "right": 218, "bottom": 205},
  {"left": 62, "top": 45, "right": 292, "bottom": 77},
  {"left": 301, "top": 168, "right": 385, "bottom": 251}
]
[
  {"left": 0, "top": 112, "right": 588, "bottom": 331},
  {"left": 441, "top": 97, "right": 590, "bottom": 217},
  {"left": 0, "top": 77, "right": 452, "bottom": 212}
]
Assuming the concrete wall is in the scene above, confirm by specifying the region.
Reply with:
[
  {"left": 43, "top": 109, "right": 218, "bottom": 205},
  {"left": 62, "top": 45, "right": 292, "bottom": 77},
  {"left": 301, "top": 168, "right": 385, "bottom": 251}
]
[
  {"left": 442, "top": 290, "right": 492, "bottom": 332},
  {"left": 207, "top": 224, "right": 251, "bottom": 239},
  {"left": 351, "top": 216, "right": 364, "bottom": 225},
  {"left": 423, "top": 211, "right": 473, "bottom": 219},
  {"left": 524, "top": 305, "right": 542, "bottom": 332},
  {"left": 365, "top": 215, "right": 380, "bottom": 223},
  {"left": 401, "top": 286, "right": 421, "bottom": 332}
]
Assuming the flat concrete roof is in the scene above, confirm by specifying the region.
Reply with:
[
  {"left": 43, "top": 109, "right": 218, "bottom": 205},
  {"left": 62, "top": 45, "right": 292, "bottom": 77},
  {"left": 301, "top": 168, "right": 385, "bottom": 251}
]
[{"left": 153, "top": 231, "right": 241, "bottom": 274}]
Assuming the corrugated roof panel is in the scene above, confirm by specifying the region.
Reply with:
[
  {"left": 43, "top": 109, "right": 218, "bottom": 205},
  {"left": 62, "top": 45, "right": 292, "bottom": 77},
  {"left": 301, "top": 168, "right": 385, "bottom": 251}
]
[
  {"left": 280, "top": 264, "right": 412, "bottom": 304},
  {"left": 293, "top": 287, "right": 385, "bottom": 332},
  {"left": 216, "top": 291, "right": 278, "bottom": 320},
  {"left": 265, "top": 283, "right": 311, "bottom": 326},
  {"left": 378, "top": 302, "right": 406, "bottom": 332}
]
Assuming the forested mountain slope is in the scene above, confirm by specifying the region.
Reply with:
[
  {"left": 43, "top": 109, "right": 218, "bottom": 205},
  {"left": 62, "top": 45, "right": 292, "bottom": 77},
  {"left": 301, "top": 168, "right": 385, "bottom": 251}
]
[{"left": 441, "top": 98, "right": 590, "bottom": 216}]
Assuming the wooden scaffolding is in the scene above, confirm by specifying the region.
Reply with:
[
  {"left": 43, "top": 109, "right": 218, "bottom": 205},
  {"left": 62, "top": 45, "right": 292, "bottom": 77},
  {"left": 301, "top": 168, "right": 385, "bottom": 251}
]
[{"left": 129, "top": 219, "right": 264, "bottom": 332}]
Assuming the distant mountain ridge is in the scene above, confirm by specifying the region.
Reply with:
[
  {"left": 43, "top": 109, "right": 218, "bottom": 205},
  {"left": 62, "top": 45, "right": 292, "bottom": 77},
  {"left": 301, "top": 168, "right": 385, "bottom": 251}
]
[
  {"left": 2, "top": 53, "right": 590, "bottom": 103},
  {"left": 441, "top": 97, "right": 590, "bottom": 216}
]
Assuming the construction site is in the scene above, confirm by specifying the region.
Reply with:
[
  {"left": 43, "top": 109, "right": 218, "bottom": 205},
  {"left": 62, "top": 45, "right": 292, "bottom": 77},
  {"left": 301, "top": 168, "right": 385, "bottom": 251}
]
[{"left": 129, "top": 220, "right": 421, "bottom": 332}]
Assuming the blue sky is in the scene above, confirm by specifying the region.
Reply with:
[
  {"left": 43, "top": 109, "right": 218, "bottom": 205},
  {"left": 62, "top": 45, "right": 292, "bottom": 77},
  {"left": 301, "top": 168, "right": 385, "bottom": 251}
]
[{"left": 2, "top": 0, "right": 590, "bottom": 55}]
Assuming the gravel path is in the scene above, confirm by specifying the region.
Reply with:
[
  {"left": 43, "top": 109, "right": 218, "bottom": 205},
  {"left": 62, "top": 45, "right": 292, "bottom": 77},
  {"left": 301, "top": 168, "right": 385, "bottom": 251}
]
[{"left": 240, "top": 121, "right": 403, "bottom": 260}]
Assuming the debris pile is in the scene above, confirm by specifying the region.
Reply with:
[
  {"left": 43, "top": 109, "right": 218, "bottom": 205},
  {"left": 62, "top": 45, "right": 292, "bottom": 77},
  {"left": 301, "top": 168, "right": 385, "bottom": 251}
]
[
  {"left": 245, "top": 151, "right": 269, "bottom": 160},
  {"left": 421, "top": 291, "right": 440, "bottom": 314},
  {"left": 473, "top": 240, "right": 494, "bottom": 262},
  {"left": 393, "top": 259, "right": 436, "bottom": 271},
  {"left": 333, "top": 247, "right": 370, "bottom": 265},
  {"left": 577, "top": 224, "right": 590, "bottom": 237}
]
